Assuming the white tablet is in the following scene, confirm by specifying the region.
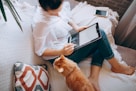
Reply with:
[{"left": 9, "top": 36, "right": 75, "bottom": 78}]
[{"left": 68, "top": 23, "right": 102, "bottom": 51}]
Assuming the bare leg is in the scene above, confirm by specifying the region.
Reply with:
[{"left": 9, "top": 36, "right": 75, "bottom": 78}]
[
  {"left": 108, "top": 57, "right": 135, "bottom": 75},
  {"left": 88, "top": 65, "right": 101, "bottom": 91}
]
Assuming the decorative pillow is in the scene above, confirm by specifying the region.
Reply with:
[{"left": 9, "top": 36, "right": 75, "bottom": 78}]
[{"left": 14, "top": 62, "right": 50, "bottom": 91}]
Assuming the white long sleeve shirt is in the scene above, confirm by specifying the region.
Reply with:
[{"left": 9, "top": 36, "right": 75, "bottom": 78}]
[{"left": 33, "top": 2, "right": 72, "bottom": 60}]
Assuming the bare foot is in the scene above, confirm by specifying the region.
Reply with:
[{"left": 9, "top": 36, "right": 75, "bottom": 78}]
[
  {"left": 111, "top": 64, "right": 135, "bottom": 75},
  {"left": 88, "top": 77, "right": 100, "bottom": 91}
]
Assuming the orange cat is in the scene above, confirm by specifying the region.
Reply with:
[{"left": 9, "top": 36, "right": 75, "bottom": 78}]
[{"left": 53, "top": 55, "right": 95, "bottom": 91}]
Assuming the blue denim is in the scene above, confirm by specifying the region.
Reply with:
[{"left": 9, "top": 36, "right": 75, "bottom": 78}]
[{"left": 67, "top": 29, "right": 114, "bottom": 66}]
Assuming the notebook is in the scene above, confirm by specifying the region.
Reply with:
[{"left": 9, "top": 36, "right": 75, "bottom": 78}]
[{"left": 68, "top": 23, "right": 102, "bottom": 50}]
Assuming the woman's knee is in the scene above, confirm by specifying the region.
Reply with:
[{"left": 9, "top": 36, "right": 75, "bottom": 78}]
[
  {"left": 99, "top": 29, "right": 108, "bottom": 40},
  {"left": 99, "top": 29, "right": 106, "bottom": 36}
]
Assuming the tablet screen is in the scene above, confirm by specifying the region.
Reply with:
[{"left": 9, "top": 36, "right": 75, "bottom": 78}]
[{"left": 79, "top": 23, "right": 99, "bottom": 46}]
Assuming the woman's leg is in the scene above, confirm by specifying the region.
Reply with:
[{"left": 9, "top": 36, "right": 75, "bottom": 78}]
[
  {"left": 95, "top": 30, "right": 135, "bottom": 75},
  {"left": 88, "top": 65, "right": 101, "bottom": 91},
  {"left": 88, "top": 50, "right": 104, "bottom": 91},
  {"left": 108, "top": 57, "right": 135, "bottom": 75}
]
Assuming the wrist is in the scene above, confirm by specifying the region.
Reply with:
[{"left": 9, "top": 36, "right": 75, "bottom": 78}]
[{"left": 59, "top": 49, "right": 63, "bottom": 55}]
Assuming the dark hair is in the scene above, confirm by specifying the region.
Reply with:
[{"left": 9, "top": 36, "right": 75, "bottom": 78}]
[{"left": 39, "top": 0, "right": 64, "bottom": 11}]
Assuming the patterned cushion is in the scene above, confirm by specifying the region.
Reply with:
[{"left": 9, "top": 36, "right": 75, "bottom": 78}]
[{"left": 14, "top": 62, "right": 50, "bottom": 91}]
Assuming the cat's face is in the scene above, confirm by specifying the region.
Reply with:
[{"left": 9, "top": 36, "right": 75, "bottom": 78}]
[{"left": 53, "top": 55, "right": 77, "bottom": 76}]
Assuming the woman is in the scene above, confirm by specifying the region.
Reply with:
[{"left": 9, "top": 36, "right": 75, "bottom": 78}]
[{"left": 32, "top": 0, "right": 135, "bottom": 91}]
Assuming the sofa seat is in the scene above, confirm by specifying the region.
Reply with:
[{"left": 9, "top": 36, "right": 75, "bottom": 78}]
[{"left": 117, "top": 45, "right": 136, "bottom": 67}]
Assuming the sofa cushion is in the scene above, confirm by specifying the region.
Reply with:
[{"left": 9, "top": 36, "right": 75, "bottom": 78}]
[
  {"left": 14, "top": 62, "right": 50, "bottom": 91},
  {"left": 117, "top": 45, "right": 136, "bottom": 67}
]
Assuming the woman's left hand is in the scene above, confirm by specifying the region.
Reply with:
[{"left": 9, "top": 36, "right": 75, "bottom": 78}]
[{"left": 76, "top": 26, "right": 89, "bottom": 32}]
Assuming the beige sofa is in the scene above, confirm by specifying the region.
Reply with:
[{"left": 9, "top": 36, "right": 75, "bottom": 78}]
[{"left": 0, "top": 0, "right": 136, "bottom": 91}]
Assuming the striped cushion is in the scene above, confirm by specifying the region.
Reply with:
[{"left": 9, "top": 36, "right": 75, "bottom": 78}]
[{"left": 14, "top": 62, "right": 49, "bottom": 91}]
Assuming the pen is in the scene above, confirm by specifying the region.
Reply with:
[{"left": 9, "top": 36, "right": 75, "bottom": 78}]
[{"left": 68, "top": 36, "right": 72, "bottom": 43}]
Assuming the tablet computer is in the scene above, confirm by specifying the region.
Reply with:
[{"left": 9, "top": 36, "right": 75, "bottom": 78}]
[{"left": 68, "top": 23, "right": 102, "bottom": 51}]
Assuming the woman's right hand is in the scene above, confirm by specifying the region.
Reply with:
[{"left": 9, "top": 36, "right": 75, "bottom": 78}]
[{"left": 61, "top": 43, "right": 75, "bottom": 56}]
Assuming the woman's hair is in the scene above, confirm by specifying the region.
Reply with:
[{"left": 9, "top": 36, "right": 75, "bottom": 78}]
[{"left": 39, "top": 0, "right": 64, "bottom": 11}]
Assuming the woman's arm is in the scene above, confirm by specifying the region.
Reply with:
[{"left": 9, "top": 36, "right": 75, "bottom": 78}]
[
  {"left": 68, "top": 20, "right": 79, "bottom": 32},
  {"left": 42, "top": 48, "right": 62, "bottom": 56},
  {"left": 68, "top": 20, "right": 88, "bottom": 32},
  {"left": 42, "top": 43, "right": 75, "bottom": 57}
]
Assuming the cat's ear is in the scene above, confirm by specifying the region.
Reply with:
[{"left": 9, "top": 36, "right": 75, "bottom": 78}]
[
  {"left": 60, "top": 55, "right": 65, "bottom": 59},
  {"left": 58, "top": 67, "right": 64, "bottom": 73}
]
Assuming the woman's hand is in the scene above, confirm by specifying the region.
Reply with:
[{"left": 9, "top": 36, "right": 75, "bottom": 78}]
[
  {"left": 76, "top": 26, "right": 89, "bottom": 32},
  {"left": 61, "top": 43, "right": 75, "bottom": 56}
]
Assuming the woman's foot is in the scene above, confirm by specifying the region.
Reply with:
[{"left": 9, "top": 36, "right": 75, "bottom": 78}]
[
  {"left": 88, "top": 77, "right": 100, "bottom": 91},
  {"left": 111, "top": 64, "right": 135, "bottom": 75}
]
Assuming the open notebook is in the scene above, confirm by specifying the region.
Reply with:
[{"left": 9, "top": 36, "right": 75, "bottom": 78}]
[{"left": 68, "top": 23, "right": 102, "bottom": 50}]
